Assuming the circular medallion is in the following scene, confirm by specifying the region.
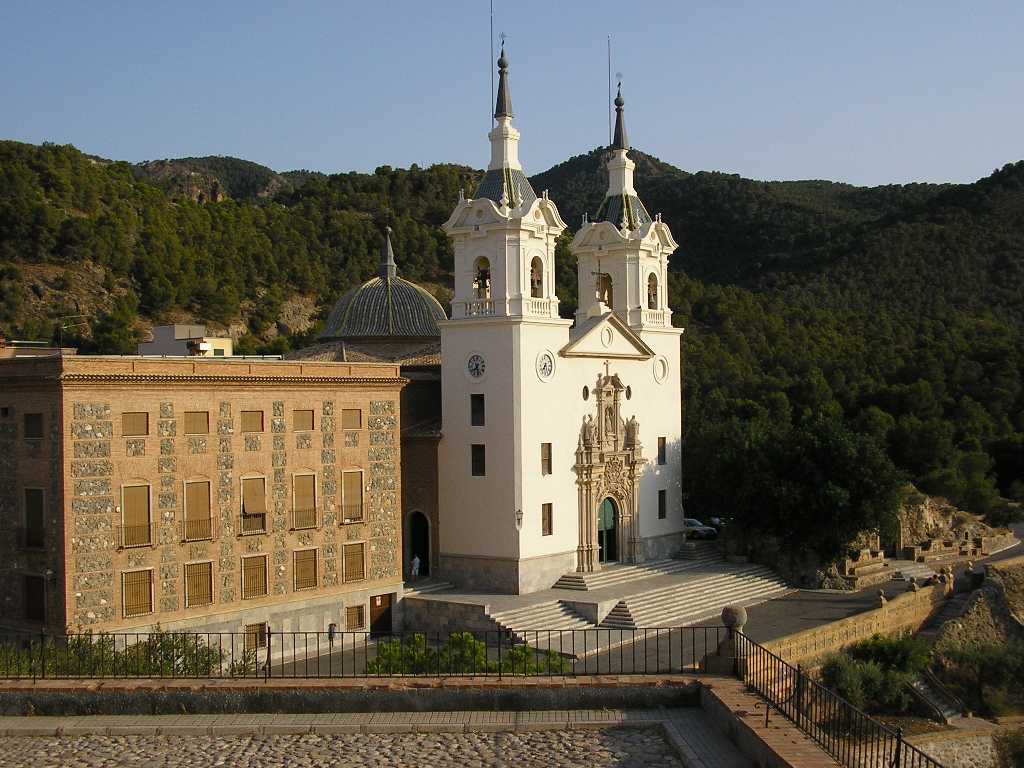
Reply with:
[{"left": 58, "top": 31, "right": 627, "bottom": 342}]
[
  {"left": 467, "top": 353, "right": 486, "bottom": 379},
  {"left": 536, "top": 351, "right": 555, "bottom": 381},
  {"left": 582, "top": 386, "right": 590, "bottom": 401},
  {"left": 653, "top": 355, "right": 669, "bottom": 384},
  {"left": 601, "top": 327, "right": 614, "bottom": 348}
]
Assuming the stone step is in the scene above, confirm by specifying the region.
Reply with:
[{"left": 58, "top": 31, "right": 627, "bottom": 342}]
[
  {"left": 630, "top": 584, "right": 793, "bottom": 630},
  {"left": 552, "top": 552, "right": 723, "bottom": 592},
  {"left": 487, "top": 601, "right": 596, "bottom": 638},
  {"left": 403, "top": 579, "right": 455, "bottom": 596}
]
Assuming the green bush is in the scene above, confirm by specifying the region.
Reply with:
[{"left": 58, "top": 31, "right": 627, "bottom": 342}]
[
  {"left": 995, "top": 729, "right": 1024, "bottom": 768},
  {"left": 937, "top": 641, "right": 1024, "bottom": 717},
  {"left": 819, "top": 634, "right": 930, "bottom": 714},
  {"left": 365, "top": 632, "right": 566, "bottom": 676}
]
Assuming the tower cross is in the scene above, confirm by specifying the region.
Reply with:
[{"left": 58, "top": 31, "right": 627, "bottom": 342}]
[{"left": 604, "top": 359, "right": 611, "bottom": 378}]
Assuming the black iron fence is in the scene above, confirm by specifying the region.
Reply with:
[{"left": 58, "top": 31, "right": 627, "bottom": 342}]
[
  {"left": 0, "top": 626, "right": 726, "bottom": 680},
  {"left": 735, "top": 632, "right": 943, "bottom": 768}
]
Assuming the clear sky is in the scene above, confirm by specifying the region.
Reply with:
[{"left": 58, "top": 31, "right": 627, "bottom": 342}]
[{"left": 2, "top": 1, "right": 1022, "bottom": 185}]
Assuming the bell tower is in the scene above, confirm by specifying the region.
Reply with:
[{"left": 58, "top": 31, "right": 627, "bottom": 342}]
[{"left": 572, "top": 84, "right": 677, "bottom": 330}]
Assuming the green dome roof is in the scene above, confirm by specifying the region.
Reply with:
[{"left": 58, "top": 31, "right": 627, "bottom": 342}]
[{"left": 320, "top": 229, "right": 447, "bottom": 340}]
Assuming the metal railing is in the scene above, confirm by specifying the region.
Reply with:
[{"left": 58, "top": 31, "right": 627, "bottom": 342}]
[
  {"left": 340, "top": 504, "right": 364, "bottom": 524},
  {"left": 735, "top": 632, "right": 943, "bottom": 768},
  {"left": 181, "top": 517, "right": 215, "bottom": 542},
  {"left": 116, "top": 523, "right": 153, "bottom": 549},
  {"left": 292, "top": 508, "right": 318, "bottom": 531},
  {"left": 0, "top": 626, "right": 726, "bottom": 680},
  {"left": 238, "top": 513, "right": 267, "bottom": 536}
]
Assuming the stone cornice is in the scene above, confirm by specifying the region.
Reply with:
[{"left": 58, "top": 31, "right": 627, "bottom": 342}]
[{"left": 58, "top": 373, "right": 406, "bottom": 387}]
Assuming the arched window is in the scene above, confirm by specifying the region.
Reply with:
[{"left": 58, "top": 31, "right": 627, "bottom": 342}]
[
  {"left": 647, "top": 273, "right": 658, "bottom": 309},
  {"left": 598, "top": 274, "right": 614, "bottom": 308},
  {"left": 530, "top": 257, "right": 543, "bottom": 298},
  {"left": 473, "top": 257, "right": 491, "bottom": 299}
]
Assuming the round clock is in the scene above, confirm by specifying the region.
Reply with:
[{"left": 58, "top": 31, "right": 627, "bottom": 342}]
[
  {"left": 467, "top": 353, "right": 486, "bottom": 378},
  {"left": 536, "top": 351, "right": 555, "bottom": 381}
]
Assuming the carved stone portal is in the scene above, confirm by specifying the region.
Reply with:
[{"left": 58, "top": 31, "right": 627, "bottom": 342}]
[{"left": 573, "top": 369, "right": 645, "bottom": 572}]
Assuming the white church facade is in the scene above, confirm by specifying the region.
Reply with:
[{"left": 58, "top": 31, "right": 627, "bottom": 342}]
[{"left": 436, "top": 48, "right": 685, "bottom": 594}]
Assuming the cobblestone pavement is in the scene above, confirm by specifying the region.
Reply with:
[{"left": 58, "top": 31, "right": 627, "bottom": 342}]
[{"left": 0, "top": 728, "right": 684, "bottom": 768}]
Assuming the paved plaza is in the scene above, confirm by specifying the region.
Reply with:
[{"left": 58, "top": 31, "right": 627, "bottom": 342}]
[{"left": 0, "top": 709, "right": 749, "bottom": 768}]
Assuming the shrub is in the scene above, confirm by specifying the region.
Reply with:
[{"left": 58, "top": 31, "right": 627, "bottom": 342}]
[
  {"left": 366, "top": 632, "right": 566, "bottom": 676},
  {"left": 995, "top": 729, "right": 1024, "bottom": 768}
]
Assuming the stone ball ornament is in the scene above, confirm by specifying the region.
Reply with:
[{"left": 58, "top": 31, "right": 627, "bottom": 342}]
[{"left": 721, "top": 605, "right": 747, "bottom": 633}]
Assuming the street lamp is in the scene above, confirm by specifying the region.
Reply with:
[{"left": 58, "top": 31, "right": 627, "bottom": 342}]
[{"left": 514, "top": 508, "right": 523, "bottom": 531}]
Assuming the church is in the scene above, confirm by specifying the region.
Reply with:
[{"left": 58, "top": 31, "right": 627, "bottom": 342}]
[{"left": 304, "top": 46, "right": 685, "bottom": 596}]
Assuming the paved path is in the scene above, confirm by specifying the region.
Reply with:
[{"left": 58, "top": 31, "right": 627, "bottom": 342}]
[{"left": 0, "top": 709, "right": 749, "bottom": 768}]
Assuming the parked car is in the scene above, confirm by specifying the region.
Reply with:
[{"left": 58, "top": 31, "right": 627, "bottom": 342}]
[{"left": 684, "top": 518, "right": 718, "bottom": 539}]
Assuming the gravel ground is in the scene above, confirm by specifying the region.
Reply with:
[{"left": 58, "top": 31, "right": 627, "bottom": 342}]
[{"left": 0, "top": 728, "right": 684, "bottom": 768}]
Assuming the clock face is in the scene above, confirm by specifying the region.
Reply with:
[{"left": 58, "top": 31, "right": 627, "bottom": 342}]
[
  {"left": 537, "top": 352, "right": 554, "bottom": 379},
  {"left": 467, "top": 354, "right": 486, "bottom": 378}
]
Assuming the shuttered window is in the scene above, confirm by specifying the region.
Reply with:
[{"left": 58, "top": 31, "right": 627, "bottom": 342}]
[
  {"left": 471, "top": 444, "right": 486, "bottom": 476},
  {"left": 542, "top": 503, "right": 553, "bottom": 536},
  {"left": 183, "top": 481, "right": 212, "bottom": 541},
  {"left": 184, "top": 411, "right": 209, "bottom": 435},
  {"left": 658, "top": 490, "right": 667, "bottom": 519},
  {"left": 346, "top": 605, "right": 365, "bottom": 630},
  {"left": 241, "top": 477, "right": 267, "bottom": 534},
  {"left": 23, "top": 575, "right": 45, "bottom": 623},
  {"left": 541, "top": 443, "right": 552, "bottom": 475},
  {"left": 23, "top": 488, "right": 45, "bottom": 548},
  {"left": 343, "top": 543, "right": 365, "bottom": 582},
  {"left": 657, "top": 437, "right": 667, "bottom": 465},
  {"left": 294, "top": 409, "right": 314, "bottom": 431},
  {"left": 341, "top": 409, "right": 361, "bottom": 430},
  {"left": 470, "top": 394, "right": 485, "bottom": 426},
  {"left": 294, "top": 549, "right": 317, "bottom": 590},
  {"left": 241, "top": 555, "right": 268, "bottom": 599},
  {"left": 122, "top": 485, "right": 151, "bottom": 547},
  {"left": 122, "top": 412, "right": 148, "bottom": 436},
  {"left": 244, "top": 622, "right": 267, "bottom": 650},
  {"left": 122, "top": 570, "right": 153, "bottom": 618},
  {"left": 341, "top": 471, "right": 363, "bottom": 522},
  {"left": 240, "top": 410, "right": 263, "bottom": 433},
  {"left": 293, "top": 474, "right": 317, "bottom": 529},
  {"left": 24, "top": 413, "right": 44, "bottom": 439},
  {"left": 184, "top": 561, "right": 213, "bottom": 607}
]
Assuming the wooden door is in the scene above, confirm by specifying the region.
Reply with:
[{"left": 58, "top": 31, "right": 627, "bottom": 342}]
[{"left": 370, "top": 593, "right": 394, "bottom": 635}]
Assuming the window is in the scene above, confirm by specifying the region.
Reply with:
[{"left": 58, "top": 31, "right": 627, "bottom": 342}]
[
  {"left": 530, "top": 256, "right": 543, "bottom": 298},
  {"left": 23, "top": 575, "right": 45, "bottom": 623},
  {"left": 0, "top": 407, "right": 9, "bottom": 418},
  {"left": 240, "top": 410, "right": 263, "bottom": 433},
  {"left": 184, "top": 411, "right": 209, "bottom": 435},
  {"left": 346, "top": 604, "right": 365, "bottom": 630},
  {"left": 24, "top": 413, "right": 44, "bottom": 440},
  {"left": 598, "top": 273, "right": 614, "bottom": 307},
  {"left": 240, "top": 478, "right": 268, "bottom": 534},
  {"left": 241, "top": 555, "right": 268, "bottom": 599},
  {"left": 23, "top": 488, "right": 44, "bottom": 548},
  {"left": 294, "top": 548, "right": 318, "bottom": 590},
  {"left": 342, "top": 470, "right": 363, "bottom": 523},
  {"left": 470, "top": 394, "right": 485, "bottom": 426},
  {"left": 294, "top": 409, "right": 314, "bottom": 432},
  {"left": 184, "top": 561, "right": 213, "bottom": 608},
  {"left": 341, "top": 409, "right": 361, "bottom": 430},
  {"left": 343, "top": 543, "right": 365, "bottom": 582},
  {"left": 542, "top": 503, "right": 553, "bottom": 536},
  {"left": 471, "top": 444, "right": 486, "bottom": 476},
  {"left": 473, "top": 257, "right": 491, "bottom": 299},
  {"left": 183, "top": 480, "right": 212, "bottom": 541},
  {"left": 657, "top": 437, "right": 667, "bottom": 466},
  {"left": 658, "top": 490, "right": 667, "bottom": 520},
  {"left": 293, "top": 474, "right": 317, "bottom": 529},
  {"left": 121, "top": 485, "right": 152, "bottom": 547},
  {"left": 244, "top": 622, "right": 268, "bottom": 650},
  {"left": 648, "top": 273, "right": 659, "bottom": 309},
  {"left": 213, "top": 349, "right": 225, "bottom": 357},
  {"left": 122, "top": 569, "right": 153, "bottom": 618},
  {"left": 541, "top": 443, "right": 552, "bottom": 476},
  {"left": 121, "top": 412, "right": 148, "bottom": 437}
]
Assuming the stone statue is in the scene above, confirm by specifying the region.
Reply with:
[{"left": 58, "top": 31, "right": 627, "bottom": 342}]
[
  {"left": 582, "top": 415, "right": 596, "bottom": 447},
  {"left": 625, "top": 415, "right": 640, "bottom": 446}
]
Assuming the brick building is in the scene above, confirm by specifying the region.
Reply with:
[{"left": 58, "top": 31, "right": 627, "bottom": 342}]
[{"left": 0, "top": 355, "right": 405, "bottom": 640}]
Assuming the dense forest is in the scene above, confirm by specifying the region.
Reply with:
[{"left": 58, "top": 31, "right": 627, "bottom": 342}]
[{"left": 0, "top": 139, "right": 1021, "bottom": 566}]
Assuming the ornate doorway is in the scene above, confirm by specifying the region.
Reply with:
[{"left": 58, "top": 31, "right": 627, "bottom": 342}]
[
  {"left": 598, "top": 498, "right": 618, "bottom": 563},
  {"left": 409, "top": 511, "right": 430, "bottom": 577}
]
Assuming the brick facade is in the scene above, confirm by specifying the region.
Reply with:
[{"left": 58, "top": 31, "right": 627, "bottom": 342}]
[{"left": 0, "top": 356, "right": 405, "bottom": 636}]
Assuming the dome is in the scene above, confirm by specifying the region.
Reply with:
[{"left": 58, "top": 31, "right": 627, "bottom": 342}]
[{"left": 320, "top": 229, "right": 447, "bottom": 340}]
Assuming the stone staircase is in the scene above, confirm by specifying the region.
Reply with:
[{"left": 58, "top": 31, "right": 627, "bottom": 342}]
[
  {"left": 916, "top": 591, "right": 973, "bottom": 645},
  {"left": 552, "top": 547, "right": 722, "bottom": 592},
  {"left": 486, "top": 601, "right": 596, "bottom": 641},
  {"left": 909, "top": 671, "right": 963, "bottom": 723},
  {"left": 403, "top": 578, "right": 455, "bottom": 597},
  {"left": 891, "top": 561, "right": 941, "bottom": 582},
  {"left": 599, "top": 564, "right": 792, "bottom": 629}
]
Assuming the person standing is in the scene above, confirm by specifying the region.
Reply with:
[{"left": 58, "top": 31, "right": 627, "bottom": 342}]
[{"left": 410, "top": 554, "right": 421, "bottom": 582}]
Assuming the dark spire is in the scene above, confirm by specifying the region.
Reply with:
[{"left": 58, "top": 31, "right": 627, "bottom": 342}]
[
  {"left": 611, "top": 82, "right": 629, "bottom": 151},
  {"left": 494, "top": 44, "right": 513, "bottom": 119},
  {"left": 379, "top": 226, "right": 397, "bottom": 279}
]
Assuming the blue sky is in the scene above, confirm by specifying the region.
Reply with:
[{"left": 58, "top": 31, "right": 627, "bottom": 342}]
[{"left": 2, "top": 1, "right": 1021, "bottom": 185}]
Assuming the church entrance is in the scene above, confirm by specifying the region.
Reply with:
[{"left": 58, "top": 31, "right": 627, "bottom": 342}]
[
  {"left": 597, "top": 497, "right": 618, "bottom": 563},
  {"left": 409, "top": 511, "right": 430, "bottom": 577}
]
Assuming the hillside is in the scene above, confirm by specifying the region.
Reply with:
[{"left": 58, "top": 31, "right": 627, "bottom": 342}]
[{"left": 0, "top": 138, "right": 1021, "bottom": 564}]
